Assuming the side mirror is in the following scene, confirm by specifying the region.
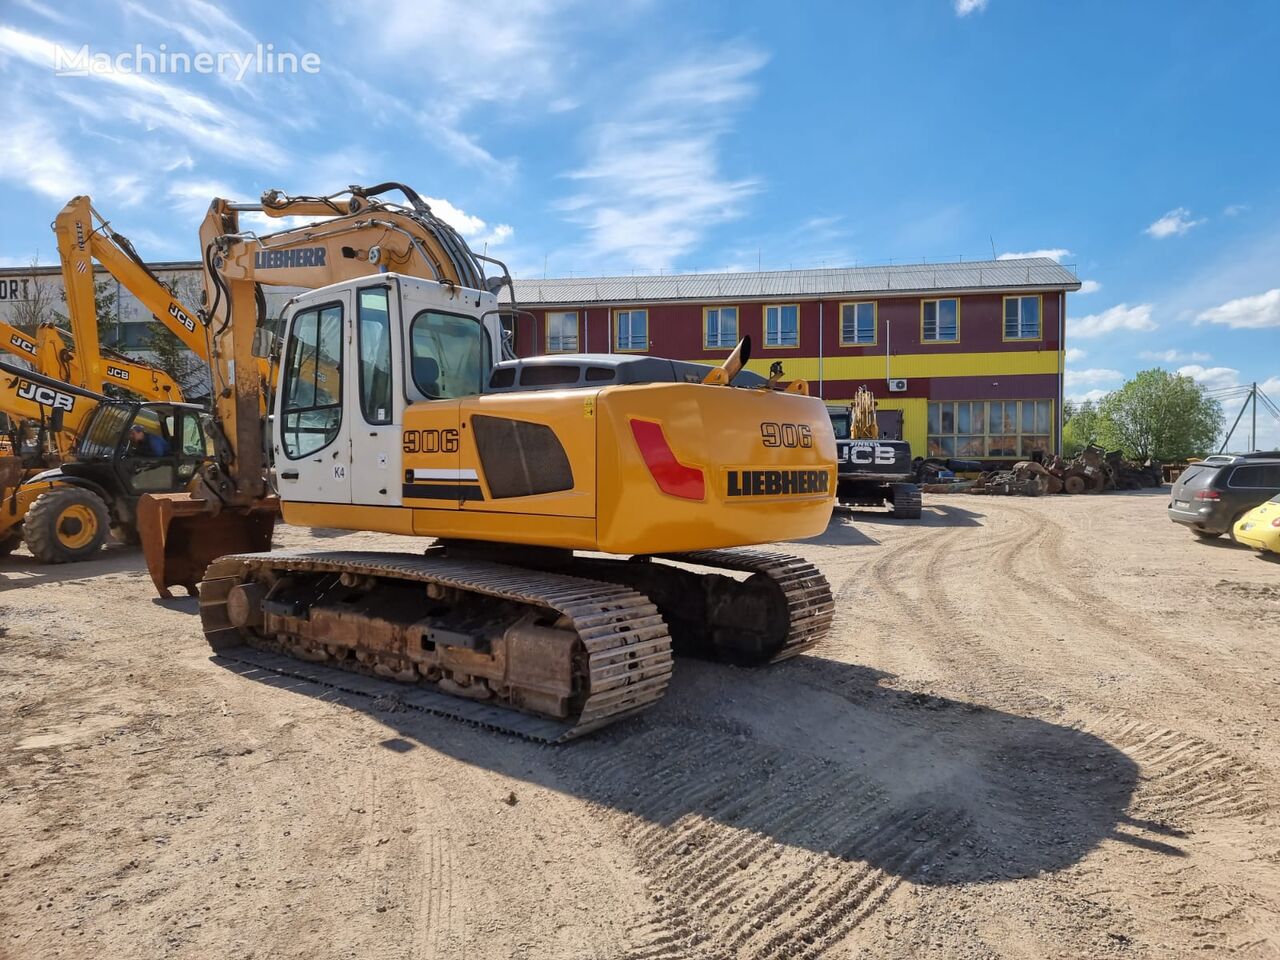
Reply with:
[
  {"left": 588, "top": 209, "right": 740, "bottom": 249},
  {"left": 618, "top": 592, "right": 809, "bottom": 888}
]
[
  {"left": 251, "top": 327, "right": 277, "bottom": 360},
  {"left": 49, "top": 408, "right": 65, "bottom": 434}
]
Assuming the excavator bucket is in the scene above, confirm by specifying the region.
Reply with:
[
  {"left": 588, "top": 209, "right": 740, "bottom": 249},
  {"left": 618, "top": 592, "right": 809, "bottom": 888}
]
[{"left": 138, "top": 493, "right": 279, "bottom": 599}]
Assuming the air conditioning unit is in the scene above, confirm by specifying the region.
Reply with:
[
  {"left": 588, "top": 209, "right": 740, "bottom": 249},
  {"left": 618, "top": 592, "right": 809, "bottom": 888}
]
[{"left": 887, "top": 378, "right": 908, "bottom": 392}]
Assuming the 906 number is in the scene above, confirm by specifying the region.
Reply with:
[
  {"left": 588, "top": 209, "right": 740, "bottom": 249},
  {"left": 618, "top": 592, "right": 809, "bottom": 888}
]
[
  {"left": 403, "top": 428, "right": 460, "bottom": 454},
  {"left": 761, "top": 422, "right": 813, "bottom": 448}
]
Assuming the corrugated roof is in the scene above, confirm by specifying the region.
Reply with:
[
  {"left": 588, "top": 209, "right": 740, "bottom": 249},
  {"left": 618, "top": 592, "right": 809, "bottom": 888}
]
[{"left": 506, "top": 258, "right": 1080, "bottom": 305}]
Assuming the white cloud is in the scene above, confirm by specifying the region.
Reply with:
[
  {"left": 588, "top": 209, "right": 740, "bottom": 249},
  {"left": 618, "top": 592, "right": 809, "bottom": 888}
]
[
  {"left": 1077, "top": 279, "right": 1101, "bottom": 294},
  {"left": 1178, "top": 364, "right": 1241, "bottom": 392},
  {"left": 1144, "top": 207, "right": 1205, "bottom": 239},
  {"left": 13, "top": 0, "right": 74, "bottom": 26},
  {"left": 356, "top": 0, "right": 573, "bottom": 107},
  {"left": 1223, "top": 203, "right": 1248, "bottom": 217},
  {"left": 166, "top": 178, "right": 241, "bottom": 218},
  {"left": 954, "top": 0, "right": 988, "bottom": 15},
  {"left": 1065, "top": 368, "right": 1124, "bottom": 388},
  {"left": 424, "top": 197, "right": 513, "bottom": 247},
  {"left": 1139, "top": 349, "right": 1211, "bottom": 363},
  {"left": 1196, "top": 288, "right": 1280, "bottom": 329},
  {"left": 0, "top": 112, "right": 85, "bottom": 199},
  {"left": 0, "top": 24, "right": 286, "bottom": 165},
  {"left": 1068, "top": 389, "right": 1110, "bottom": 404},
  {"left": 1070, "top": 303, "right": 1156, "bottom": 338},
  {"left": 560, "top": 44, "right": 767, "bottom": 271},
  {"left": 997, "top": 248, "right": 1069, "bottom": 262},
  {"left": 1064, "top": 347, "right": 1087, "bottom": 363}
]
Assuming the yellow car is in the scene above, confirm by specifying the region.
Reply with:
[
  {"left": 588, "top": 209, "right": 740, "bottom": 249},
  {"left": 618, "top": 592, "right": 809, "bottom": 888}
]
[{"left": 1233, "top": 493, "right": 1280, "bottom": 554}]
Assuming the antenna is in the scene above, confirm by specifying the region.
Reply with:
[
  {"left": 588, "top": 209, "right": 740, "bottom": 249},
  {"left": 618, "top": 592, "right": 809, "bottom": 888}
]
[{"left": 989, "top": 236, "right": 996, "bottom": 259}]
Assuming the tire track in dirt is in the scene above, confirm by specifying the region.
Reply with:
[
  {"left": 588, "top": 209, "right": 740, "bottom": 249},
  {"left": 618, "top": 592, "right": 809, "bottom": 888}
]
[
  {"left": 889, "top": 506, "right": 1274, "bottom": 827},
  {"left": 564, "top": 721, "right": 974, "bottom": 960}
]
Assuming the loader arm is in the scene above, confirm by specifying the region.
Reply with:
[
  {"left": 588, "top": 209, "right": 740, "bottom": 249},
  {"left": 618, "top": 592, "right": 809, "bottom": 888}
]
[
  {"left": 54, "top": 195, "right": 210, "bottom": 377},
  {"left": 0, "top": 319, "right": 39, "bottom": 366},
  {"left": 0, "top": 357, "right": 104, "bottom": 453},
  {"left": 33, "top": 323, "right": 183, "bottom": 402}
]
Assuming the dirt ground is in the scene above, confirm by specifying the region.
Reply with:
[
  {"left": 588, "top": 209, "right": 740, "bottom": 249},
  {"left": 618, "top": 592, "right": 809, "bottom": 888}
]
[{"left": 1, "top": 490, "right": 1278, "bottom": 960}]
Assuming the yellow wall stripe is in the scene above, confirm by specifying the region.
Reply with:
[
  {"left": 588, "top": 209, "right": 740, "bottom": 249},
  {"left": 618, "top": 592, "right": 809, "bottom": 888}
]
[{"left": 744, "top": 349, "right": 1061, "bottom": 382}]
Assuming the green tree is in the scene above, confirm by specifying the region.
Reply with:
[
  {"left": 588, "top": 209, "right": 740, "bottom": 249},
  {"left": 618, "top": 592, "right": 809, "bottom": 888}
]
[
  {"left": 141, "top": 274, "right": 206, "bottom": 396},
  {"left": 1095, "top": 369, "right": 1222, "bottom": 462},
  {"left": 1062, "top": 398, "right": 1103, "bottom": 457}
]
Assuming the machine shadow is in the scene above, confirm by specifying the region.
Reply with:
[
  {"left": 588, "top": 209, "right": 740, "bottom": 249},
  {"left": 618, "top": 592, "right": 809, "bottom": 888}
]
[
  {"left": 219, "top": 650, "right": 1149, "bottom": 886},
  {"left": 0, "top": 543, "right": 142, "bottom": 590}
]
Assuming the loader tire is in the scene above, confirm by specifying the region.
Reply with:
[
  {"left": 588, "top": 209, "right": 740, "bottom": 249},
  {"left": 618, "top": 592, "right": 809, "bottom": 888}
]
[{"left": 24, "top": 488, "right": 110, "bottom": 563}]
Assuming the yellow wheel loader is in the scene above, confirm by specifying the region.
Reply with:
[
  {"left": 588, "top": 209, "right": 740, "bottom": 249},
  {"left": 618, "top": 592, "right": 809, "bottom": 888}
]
[
  {"left": 0, "top": 360, "right": 211, "bottom": 561},
  {"left": 139, "top": 182, "right": 837, "bottom": 740}
]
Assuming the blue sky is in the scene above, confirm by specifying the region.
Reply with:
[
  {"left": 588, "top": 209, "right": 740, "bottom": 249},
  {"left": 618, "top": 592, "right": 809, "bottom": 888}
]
[{"left": 0, "top": 0, "right": 1277, "bottom": 441}]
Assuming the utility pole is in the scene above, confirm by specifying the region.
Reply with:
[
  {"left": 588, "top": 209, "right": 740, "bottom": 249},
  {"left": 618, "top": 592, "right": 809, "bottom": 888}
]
[{"left": 1252, "top": 381, "right": 1258, "bottom": 452}]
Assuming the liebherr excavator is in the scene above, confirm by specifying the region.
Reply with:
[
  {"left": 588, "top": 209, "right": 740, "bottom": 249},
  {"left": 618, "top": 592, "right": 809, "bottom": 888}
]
[{"left": 140, "top": 182, "right": 836, "bottom": 740}]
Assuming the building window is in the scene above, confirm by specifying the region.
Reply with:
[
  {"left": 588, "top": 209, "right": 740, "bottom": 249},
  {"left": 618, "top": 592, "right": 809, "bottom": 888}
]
[
  {"left": 1003, "top": 295, "right": 1042, "bottom": 340},
  {"left": 546, "top": 311, "right": 579, "bottom": 353},
  {"left": 764, "top": 304, "right": 799, "bottom": 348},
  {"left": 704, "top": 306, "right": 738, "bottom": 349},
  {"left": 839, "top": 301, "right": 877, "bottom": 345},
  {"left": 927, "top": 399, "right": 1052, "bottom": 458},
  {"left": 922, "top": 298, "right": 959, "bottom": 342},
  {"left": 615, "top": 309, "right": 648, "bottom": 351}
]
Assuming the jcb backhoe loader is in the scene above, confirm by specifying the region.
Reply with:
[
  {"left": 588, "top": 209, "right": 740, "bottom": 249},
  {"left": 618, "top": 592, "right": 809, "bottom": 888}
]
[
  {"left": 140, "top": 182, "right": 837, "bottom": 740},
  {"left": 829, "top": 387, "right": 922, "bottom": 519},
  {"left": 0, "top": 359, "right": 210, "bottom": 560}
]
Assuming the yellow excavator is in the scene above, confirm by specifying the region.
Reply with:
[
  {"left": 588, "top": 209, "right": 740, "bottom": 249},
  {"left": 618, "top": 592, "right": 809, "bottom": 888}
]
[{"left": 140, "top": 182, "right": 837, "bottom": 740}]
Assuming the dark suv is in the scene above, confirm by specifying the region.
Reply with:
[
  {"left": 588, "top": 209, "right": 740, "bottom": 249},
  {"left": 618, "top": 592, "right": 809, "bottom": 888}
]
[{"left": 1168, "top": 453, "right": 1280, "bottom": 540}]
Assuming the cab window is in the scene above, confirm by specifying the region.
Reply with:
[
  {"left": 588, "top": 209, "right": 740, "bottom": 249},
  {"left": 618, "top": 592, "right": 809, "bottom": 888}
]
[
  {"left": 409, "top": 310, "right": 489, "bottom": 400},
  {"left": 357, "top": 288, "right": 393, "bottom": 424},
  {"left": 281, "top": 303, "right": 343, "bottom": 459}
]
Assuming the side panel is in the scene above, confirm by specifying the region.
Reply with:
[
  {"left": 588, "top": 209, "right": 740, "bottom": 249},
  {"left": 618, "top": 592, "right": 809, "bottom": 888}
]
[
  {"left": 595, "top": 383, "right": 835, "bottom": 555},
  {"left": 454, "top": 390, "right": 599, "bottom": 520},
  {"left": 400, "top": 401, "right": 467, "bottom": 505}
]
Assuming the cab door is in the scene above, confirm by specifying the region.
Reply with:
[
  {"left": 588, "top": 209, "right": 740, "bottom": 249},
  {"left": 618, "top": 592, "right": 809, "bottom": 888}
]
[
  {"left": 275, "top": 293, "right": 352, "bottom": 504},
  {"left": 348, "top": 284, "right": 402, "bottom": 505}
]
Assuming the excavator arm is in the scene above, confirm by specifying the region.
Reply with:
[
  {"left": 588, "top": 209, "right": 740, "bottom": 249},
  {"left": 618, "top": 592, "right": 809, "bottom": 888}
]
[
  {"left": 142, "top": 182, "right": 503, "bottom": 592},
  {"left": 195, "top": 182, "right": 494, "bottom": 502}
]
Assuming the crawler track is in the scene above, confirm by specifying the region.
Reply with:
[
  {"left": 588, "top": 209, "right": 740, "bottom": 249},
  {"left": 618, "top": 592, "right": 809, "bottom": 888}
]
[
  {"left": 198, "top": 550, "right": 674, "bottom": 742},
  {"left": 656, "top": 548, "right": 834, "bottom": 662}
]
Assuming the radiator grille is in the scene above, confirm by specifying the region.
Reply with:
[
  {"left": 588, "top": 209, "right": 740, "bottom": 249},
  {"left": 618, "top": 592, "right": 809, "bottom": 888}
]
[{"left": 471, "top": 415, "right": 574, "bottom": 498}]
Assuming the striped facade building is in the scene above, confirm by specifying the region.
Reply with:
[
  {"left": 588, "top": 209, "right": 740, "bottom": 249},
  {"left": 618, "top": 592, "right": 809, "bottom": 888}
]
[{"left": 505, "top": 258, "right": 1081, "bottom": 460}]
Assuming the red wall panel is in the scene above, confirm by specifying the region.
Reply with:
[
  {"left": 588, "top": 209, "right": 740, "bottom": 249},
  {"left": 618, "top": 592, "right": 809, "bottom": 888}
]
[{"left": 521, "top": 290, "right": 1064, "bottom": 360}]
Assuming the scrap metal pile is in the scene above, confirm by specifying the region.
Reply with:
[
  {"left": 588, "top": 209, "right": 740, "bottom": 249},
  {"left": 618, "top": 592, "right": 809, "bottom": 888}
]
[{"left": 966, "top": 444, "right": 1165, "bottom": 497}]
